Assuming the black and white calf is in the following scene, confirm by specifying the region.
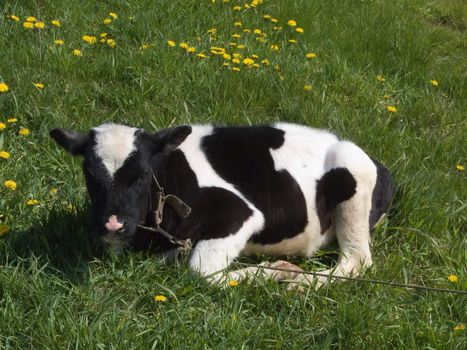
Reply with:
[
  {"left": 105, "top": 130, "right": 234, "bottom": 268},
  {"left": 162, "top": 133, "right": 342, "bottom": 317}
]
[{"left": 50, "top": 123, "right": 393, "bottom": 288}]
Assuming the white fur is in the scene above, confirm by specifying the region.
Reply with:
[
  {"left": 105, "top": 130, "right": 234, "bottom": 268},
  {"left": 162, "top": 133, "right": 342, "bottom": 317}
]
[
  {"left": 286, "top": 141, "right": 378, "bottom": 290},
  {"left": 261, "top": 123, "right": 339, "bottom": 257},
  {"left": 93, "top": 123, "right": 138, "bottom": 177}
]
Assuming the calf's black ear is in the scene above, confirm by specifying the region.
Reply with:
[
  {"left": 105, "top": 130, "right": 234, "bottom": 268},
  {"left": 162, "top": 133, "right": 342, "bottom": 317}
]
[
  {"left": 143, "top": 125, "right": 192, "bottom": 154},
  {"left": 49, "top": 128, "right": 89, "bottom": 156}
]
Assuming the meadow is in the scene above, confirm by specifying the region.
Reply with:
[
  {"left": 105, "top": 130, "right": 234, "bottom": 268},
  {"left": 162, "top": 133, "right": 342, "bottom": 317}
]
[{"left": 0, "top": 0, "right": 466, "bottom": 348}]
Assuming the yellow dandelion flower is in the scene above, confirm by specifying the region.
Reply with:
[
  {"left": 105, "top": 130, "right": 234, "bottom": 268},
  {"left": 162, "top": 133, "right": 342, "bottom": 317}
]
[
  {"left": 10, "top": 15, "right": 20, "bottom": 22},
  {"left": 18, "top": 128, "right": 30, "bottom": 136},
  {"left": 66, "top": 203, "right": 76, "bottom": 213},
  {"left": 196, "top": 53, "right": 208, "bottom": 59},
  {"left": 232, "top": 33, "right": 241, "bottom": 39},
  {"left": 295, "top": 27, "right": 304, "bottom": 33},
  {"left": 26, "top": 16, "right": 37, "bottom": 22},
  {"left": 167, "top": 40, "right": 176, "bottom": 47},
  {"left": 179, "top": 42, "right": 189, "bottom": 49},
  {"left": 34, "top": 83, "right": 45, "bottom": 89},
  {"left": 51, "top": 20, "right": 61, "bottom": 27},
  {"left": 23, "top": 22, "right": 34, "bottom": 29},
  {"left": 288, "top": 39, "right": 297, "bottom": 44},
  {"left": 26, "top": 199, "right": 40, "bottom": 206},
  {"left": 237, "top": 44, "right": 246, "bottom": 49},
  {"left": 109, "top": 12, "right": 118, "bottom": 20},
  {"left": 253, "top": 29, "right": 262, "bottom": 35},
  {"left": 228, "top": 279, "right": 239, "bottom": 287},
  {"left": 0, "top": 83, "right": 9, "bottom": 93},
  {"left": 72, "top": 49, "right": 82, "bottom": 56},
  {"left": 261, "top": 59, "right": 270, "bottom": 66},
  {"left": 0, "top": 123, "right": 5, "bottom": 130},
  {"left": 243, "top": 58, "right": 254, "bottom": 66},
  {"left": 386, "top": 106, "right": 397, "bottom": 113},
  {"left": 210, "top": 47, "right": 225, "bottom": 54},
  {"left": 376, "top": 74, "right": 386, "bottom": 82},
  {"left": 234, "top": 22, "right": 242, "bottom": 27},
  {"left": 7, "top": 118, "right": 17, "bottom": 123},
  {"left": 243, "top": 28, "right": 251, "bottom": 33},
  {"left": 251, "top": 54, "right": 259, "bottom": 59},
  {"left": 54, "top": 39, "right": 65, "bottom": 46},
  {"left": 34, "top": 21, "right": 45, "bottom": 29},
  {"left": 232, "top": 67, "right": 241, "bottom": 72},
  {"left": 272, "top": 26, "right": 282, "bottom": 31},
  {"left": 223, "top": 62, "right": 230, "bottom": 67},
  {"left": 4, "top": 180, "right": 17, "bottom": 190},
  {"left": 100, "top": 32, "right": 108, "bottom": 38},
  {"left": 252, "top": 63, "right": 260, "bottom": 68},
  {"left": 454, "top": 324, "right": 465, "bottom": 331},
  {"left": 263, "top": 15, "right": 272, "bottom": 20},
  {"left": 448, "top": 274, "right": 459, "bottom": 282},
  {"left": 140, "top": 43, "right": 154, "bottom": 50},
  {"left": 430, "top": 80, "right": 439, "bottom": 87},
  {"left": 0, "top": 151, "right": 10, "bottom": 159},
  {"left": 383, "top": 94, "right": 391, "bottom": 99},
  {"left": 232, "top": 58, "right": 241, "bottom": 64},
  {"left": 233, "top": 6, "right": 241, "bottom": 11},
  {"left": 106, "top": 39, "right": 116, "bottom": 48},
  {"left": 271, "top": 18, "right": 278, "bottom": 23},
  {"left": 82, "top": 35, "right": 97, "bottom": 45},
  {"left": 229, "top": 42, "right": 237, "bottom": 47},
  {"left": 287, "top": 20, "right": 297, "bottom": 27},
  {"left": 306, "top": 52, "right": 317, "bottom": 59},
  {"left": 456, "top": 164, "right": 464, "bottom": 172},
  {"left": 154, "top": 295, "right": 167, "bottom": 302},
  {"left": 207, "top": 28, "right": 217, "bottom": 35},
  {"left": 187, "top": 47, "right": 196, "bottom": 53},
  {"left": 0, "top": 224, "right": 9, "bottom": 237},
  {"left": 50, "top": 187, "right": 58, "bottom": 194},
  {"left": 304, "top": 84, "right": 312, "bottom": 91},
  {"left": 223, "top": 53, "right": 231, "bottom": 60},
  {"left": 103, "top": 18, "right": 112, "bottom": 25},
  {"left": 270, "top": 44, "right": 280, "bottom": 51}
]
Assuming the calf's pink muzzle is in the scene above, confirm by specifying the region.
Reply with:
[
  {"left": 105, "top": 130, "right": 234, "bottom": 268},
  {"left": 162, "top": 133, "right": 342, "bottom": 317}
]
[{"left": 105, "top": 215, "right": 124, "bottom": 232}]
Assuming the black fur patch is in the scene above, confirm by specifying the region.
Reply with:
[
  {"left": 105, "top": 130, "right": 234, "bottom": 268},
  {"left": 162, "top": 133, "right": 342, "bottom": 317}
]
[
  {"left": 150, "top": 150, "right": 253, "bottom": 242},
  {"left": 201, "top": 126, "right": 309, "bottom": 245},
  {"left": 369, "top": 159, "right": 393, "bottom": 229},
  {"left": 315, "top": 168, "right": 357, "bottom": 234}
]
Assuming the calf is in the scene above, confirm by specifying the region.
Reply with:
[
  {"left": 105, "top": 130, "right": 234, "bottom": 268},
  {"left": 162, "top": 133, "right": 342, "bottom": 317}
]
[{"left": 50, "top": 123, "right": 393, "bottom": 288}]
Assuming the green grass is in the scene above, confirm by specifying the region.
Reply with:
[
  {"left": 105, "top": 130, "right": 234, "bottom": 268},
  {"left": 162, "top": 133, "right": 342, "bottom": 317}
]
[{"left": 0, "top": 0, "right": 466, "bottom": 348}]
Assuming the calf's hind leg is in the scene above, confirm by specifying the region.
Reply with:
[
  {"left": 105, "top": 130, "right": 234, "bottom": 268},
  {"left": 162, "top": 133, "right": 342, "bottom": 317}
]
[{"left": 289, "top": 141, "right": 377, "bottom": 290}]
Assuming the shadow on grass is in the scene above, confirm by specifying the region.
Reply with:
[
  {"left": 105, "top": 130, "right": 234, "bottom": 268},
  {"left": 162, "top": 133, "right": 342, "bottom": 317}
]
[{"left": 0, "top": 207, "right": 102, "bottom": 285}]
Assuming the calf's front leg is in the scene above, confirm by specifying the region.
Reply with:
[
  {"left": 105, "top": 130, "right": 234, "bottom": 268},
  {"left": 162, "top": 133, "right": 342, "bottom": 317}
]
[{"left": 189, "top": 211, "right": 264, "bottom": 283}]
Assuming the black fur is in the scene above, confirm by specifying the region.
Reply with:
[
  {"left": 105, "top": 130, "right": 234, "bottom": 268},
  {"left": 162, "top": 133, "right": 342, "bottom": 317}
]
[
  {"left": 315, "top": 168, "right": 357, "bottom": 234},
  {"left": 149, "top": 150, "right": 254, "bottom": 243},
  {"left": 201, "top": 126, "right": 309, "bottom": 245},
  {"left": 369, "top": 159, "right": 394, "bottom": 229}
]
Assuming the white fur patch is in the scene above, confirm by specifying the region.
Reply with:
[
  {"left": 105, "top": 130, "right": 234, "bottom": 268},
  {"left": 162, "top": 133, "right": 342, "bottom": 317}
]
[
  {"left": 264, "top": 123, "right": 339, "bottom": 256},
  {"left": 93, "top": 123, "right": 138, "bottom": 177}
]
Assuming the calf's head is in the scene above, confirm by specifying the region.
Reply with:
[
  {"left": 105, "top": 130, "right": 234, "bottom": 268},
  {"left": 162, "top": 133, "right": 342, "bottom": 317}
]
[{"left": 50, "top": 123, "right": 191, "bottom": 248}]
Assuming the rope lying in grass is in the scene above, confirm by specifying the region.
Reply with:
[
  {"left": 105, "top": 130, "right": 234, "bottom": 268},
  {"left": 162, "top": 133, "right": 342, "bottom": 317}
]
[{"left": 232, "top": 262, "right": 467, "bottom": 295}]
